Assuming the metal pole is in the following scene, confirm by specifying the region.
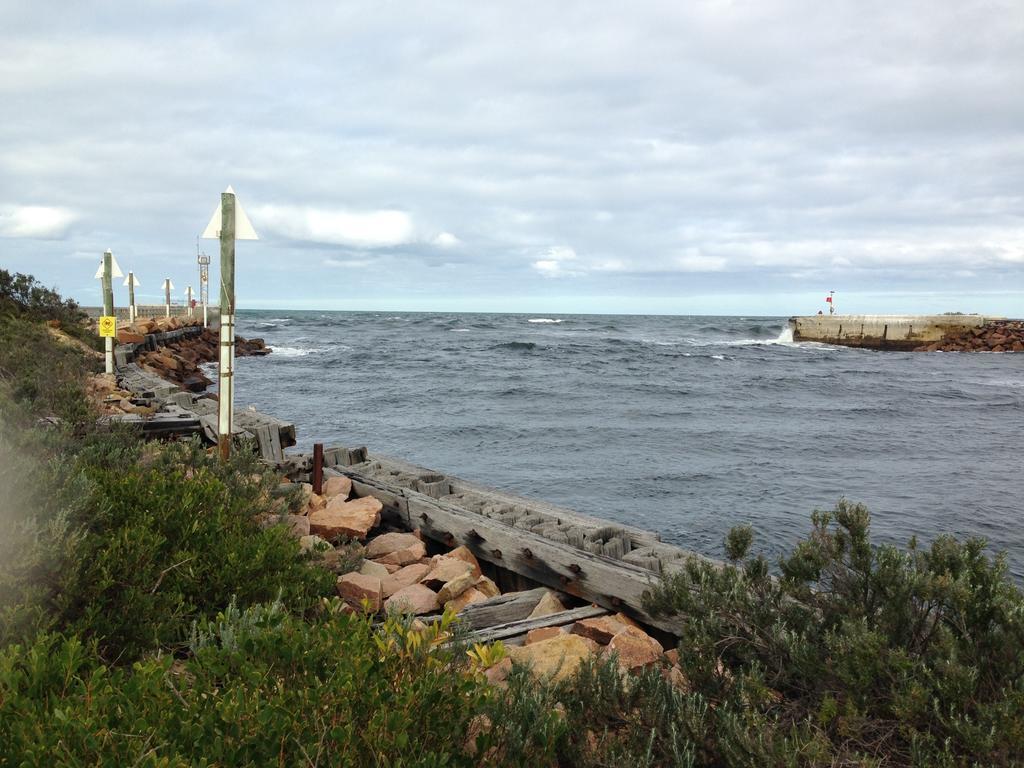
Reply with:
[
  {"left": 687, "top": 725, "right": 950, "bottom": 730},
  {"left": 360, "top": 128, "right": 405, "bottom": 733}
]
[
  {"left": 102, "top": 250, "right": 114, "bottom": 374},
  {"left": 165, "top": 279, "right": 171, "bottom": 317},
  {"left": 127, "top": 271, "right": 136, "bottom": 323},
  {"left": 218, "top": 192, "right": 236, "bottom": 461}
]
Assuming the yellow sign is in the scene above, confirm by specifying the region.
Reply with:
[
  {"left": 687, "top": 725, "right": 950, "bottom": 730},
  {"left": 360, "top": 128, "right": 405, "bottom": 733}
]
[{"left": 98, "top": 316, "right": 116, "bottom": 338}]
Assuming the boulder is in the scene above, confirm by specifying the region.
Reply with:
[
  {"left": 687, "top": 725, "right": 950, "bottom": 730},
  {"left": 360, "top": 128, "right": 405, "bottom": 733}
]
[
  {"left": 484, "top": 657, "right": 513, "bottom": 687},
  {"left": 307, "top": 492, "right": 326, "bottom": 511},
  {"left": 507, "top": 634, "right": 594, "bottom": 683},
  {"left": 437, "top": 571, "right": 477, "bottom": 604},
  {"left": 446, "top": 546, "right": 482, "bottom": 578},
  {"left": 385, "top": 583, "right": 439, "bottom": 615},
  {"left": 323, "top": 475, "right": 352, "bottom": 499},
  {"left": 298, "top": 534, "right": 328, "bottom": 554},
  {"left": 336, "top": 573, "right": 382, "bottom": 612},
  {"left": 421, "top": 557, "right": 475, "bottom": 589},
  {"left": 528, "top": 590, "right": 566, "bottom": 619},
  {"left": 606, "top": 626, "right": 663, "bottom": 670},
  {"left": 365, "top": 531, "right": 422, "bottom": 560},
  {"left": 445, "top": 587, "right": 487, "bottom": 613},
  {"left": 381, "top": 563, "right": 431, "bottom": 598},
  {"left": 309, "top": 496, "right": 382, "bottom": 541},
  {"left": 525, "top": 626, "right": 564, "bottom": 645},
  {"left": 570, "top": 613, "right": 640, "bottom": 645},
  {"left": 116, "top": 329, "right": 146, "bottom": 345},
  {"left": 358, "top": 560, "right": 391, "bottom": 580},
  {"left": 474, "top": 576, "right": 501, "bottom": 598},
  {"left": 376, "top": 540, "right": 427, "bottom": 566}
]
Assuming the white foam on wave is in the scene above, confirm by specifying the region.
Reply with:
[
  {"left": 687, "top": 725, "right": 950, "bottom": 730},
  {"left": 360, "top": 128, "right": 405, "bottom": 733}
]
[
  {"left": 711, "top": 354, "right": 726, "bottom": 360},
  {"left": 527, "top": 318, "right": 562, "bottom": 324},
  {"left": 265, "top": 318, "right": 291, "bottom": 323},
  {"left": 271, "top": 346, "right": 321, "bottom": 357},
  {"left": 450, "top": 328, "right": 470, "bottom": 332}
]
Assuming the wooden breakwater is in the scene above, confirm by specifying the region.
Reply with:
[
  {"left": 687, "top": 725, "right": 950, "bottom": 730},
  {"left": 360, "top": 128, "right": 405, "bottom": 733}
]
[{"left": 108, "top": 328, "right": 711, "bottom": 648}]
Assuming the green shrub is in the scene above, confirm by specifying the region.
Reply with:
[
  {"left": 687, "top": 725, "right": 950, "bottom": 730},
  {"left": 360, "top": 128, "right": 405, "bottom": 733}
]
[
  {"left": 53, "top": 438, "right": 336, "bottom": 661},
  {"left": 641, "top": 500, "right": 1024, "bottom": 766},
  {"left": 0, "top": 606, "right": 491, "bottom": 766},
  {"left": 0, "top": 269, "right": 91, "bottom": 340},
  {"left": 0, "top": 315, "right": 97, "bottom": 427}
]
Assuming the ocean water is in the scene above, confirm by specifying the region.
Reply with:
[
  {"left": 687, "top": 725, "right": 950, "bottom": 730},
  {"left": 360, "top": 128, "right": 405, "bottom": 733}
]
[{"left": 227, "top": 310, "right": 1024, "bottom": 578}]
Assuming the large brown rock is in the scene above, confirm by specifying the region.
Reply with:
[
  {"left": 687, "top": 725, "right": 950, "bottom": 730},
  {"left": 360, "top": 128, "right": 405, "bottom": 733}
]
[
  {"left": 365, "top": 531, "right": 422, "bottom": 560},
  {"left": 528, "top": 590, "right": 566, "bottom": 618},
  {"left": 525, "top": 626, "right": 565, "bottom": 645},
  {"left": 116, "top": 329, "right": 146, "bottom": 344},
  {"left": 381, "top": 563, "right": 431, "bottom": 598},
  {"left": 323, "top": 475, "right": 352, "bottom": 499},
  {"left": 446, "top": 546, "right": 482, "bottom": 578},
  {"left": 474, "top": 576, "right": 501, "bottom": 598},
  {"left": 445, "top": 587, "right": 487, "bottom": 613},
  {"left": 385, "top": 583, "right": 439, "bottom": 615},
  {"left": 376, "top": 540, "right": 427, "bottom": 566},
  {"left": 571, "top": 613, "right": 640, "bottom": 645},
  {"left": 336, "top": 573, "right": 382, "bottom": 612},
  {"left": 606, "top": 626, "right": 664, "bottom": 670},
  {"left": 508, "top": 634, "right": 594, "bottom": 682},
  {"left": 309, "top": 497, "right": 381, "bottom": 541},
  {"left": 437, "top": 571, "right": 477, "bottom": 604},
  {"left": 421, "top": 557, "right": 475, "bottom": 589}
]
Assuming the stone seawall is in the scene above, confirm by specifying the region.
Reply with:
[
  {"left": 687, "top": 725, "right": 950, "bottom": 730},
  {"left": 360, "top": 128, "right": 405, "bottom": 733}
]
[{"left": 789, "top": 314, "right": 1000, "bottom": 350}]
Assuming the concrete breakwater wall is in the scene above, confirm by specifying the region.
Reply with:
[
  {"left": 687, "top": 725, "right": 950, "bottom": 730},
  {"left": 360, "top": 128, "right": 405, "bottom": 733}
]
[{"left": 789, "top": 314, "right": 999, "bottom": 350}]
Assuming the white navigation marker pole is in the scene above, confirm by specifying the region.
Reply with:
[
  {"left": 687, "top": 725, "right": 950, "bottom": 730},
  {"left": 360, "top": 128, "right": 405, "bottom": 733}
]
[
  {"left": 186, "top": 286, "right": 194, "bottom": 317},
  {"left": 163, "top": 278, "right": 175, "bottom": 317},
  {"left": 201, "top": 185, "right": 258, "bottom": 461},
  {"left": 123, "top": 272, "right": 140, "bottom": 323},
  {"left": 94, "top": 250, "right": 124, "bottom": 374}
]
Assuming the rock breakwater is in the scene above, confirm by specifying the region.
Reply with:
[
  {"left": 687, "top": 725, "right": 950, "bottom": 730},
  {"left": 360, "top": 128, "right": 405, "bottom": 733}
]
[
  {"left": 915, "top": 320, "right": 1024, "bottom": 352},
  {"left": 115, "top": 317, "right": 271, "bottom": 391}
]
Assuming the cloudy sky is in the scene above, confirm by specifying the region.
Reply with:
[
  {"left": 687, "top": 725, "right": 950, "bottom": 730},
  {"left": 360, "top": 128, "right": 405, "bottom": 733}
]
[{"left": 1, "top": 0, "right": 1022, "bottom": 315}]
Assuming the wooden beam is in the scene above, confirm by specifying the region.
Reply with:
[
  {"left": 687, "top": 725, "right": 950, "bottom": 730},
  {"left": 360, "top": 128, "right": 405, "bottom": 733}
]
[
  {"left": 465, "top": 605, "right": 609, "bottom": 646},
  {"left": 342, "top": 469, "right": 682, "bottom": 636}
]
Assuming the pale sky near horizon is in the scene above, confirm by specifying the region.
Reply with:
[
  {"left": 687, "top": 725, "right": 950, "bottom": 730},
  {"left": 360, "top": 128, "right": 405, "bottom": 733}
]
[{"left": 1, "top": 0, "right": 1022, "bottom": 316}]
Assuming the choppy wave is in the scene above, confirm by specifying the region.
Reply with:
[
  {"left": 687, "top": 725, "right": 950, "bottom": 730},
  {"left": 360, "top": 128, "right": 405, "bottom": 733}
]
[
  {"left": 492, "top": 341, "right": 538, "bottom": 351},
  {"left": 527, "top": 318, "right": 562, "bottom": 324}
]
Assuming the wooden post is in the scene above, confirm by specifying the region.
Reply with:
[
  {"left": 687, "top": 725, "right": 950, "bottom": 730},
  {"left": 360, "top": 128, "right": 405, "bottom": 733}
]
[
  {"left": 187, "top": 286, "right": 193, "bottom": 317},
  {"left": 218, "top": 191, "right": 236, "bottom": 461},
  {"left": 127, "top": 271, "right": 136, "bottom": 323},
  {"left": 102, "top": 250, "right": 114, "bottom": 374},
  {"left": 164, "top": 279, "right": 171, "bottom": 318},
  {"left": 312, "top": 443, "right": 324, "bottom": 495}
]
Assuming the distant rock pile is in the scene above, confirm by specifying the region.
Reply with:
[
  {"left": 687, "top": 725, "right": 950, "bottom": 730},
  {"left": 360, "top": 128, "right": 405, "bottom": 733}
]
[
  {"left": 916, "top": 320, "right": 1024, "bottom": 352},
  {"left": 265, "top": 475, "right": 687, "bottom": 687},
  {"left": 115, "top": 317, "right": 271, "bottom": 391}
]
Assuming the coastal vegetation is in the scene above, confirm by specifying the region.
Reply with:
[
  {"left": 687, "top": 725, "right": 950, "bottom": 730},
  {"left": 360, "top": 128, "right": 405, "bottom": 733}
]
[{"left": 0, "top": 271, "right": 1021, "bottom": 766}]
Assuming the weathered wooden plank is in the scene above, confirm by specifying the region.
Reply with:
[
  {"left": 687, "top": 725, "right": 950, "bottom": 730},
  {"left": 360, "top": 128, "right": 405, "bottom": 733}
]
[
  {"left": 340, "top": 470, "right": 680, "bottom": 635},
  {"left": 424, "top": 588, "right": 549, "bottom": 630},
  {"left": 464, "top": 605, "right": 609, "bottom": 646}
]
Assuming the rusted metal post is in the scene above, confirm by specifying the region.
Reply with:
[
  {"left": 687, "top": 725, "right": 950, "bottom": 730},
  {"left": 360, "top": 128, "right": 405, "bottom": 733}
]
[{"left": 312, "top": 442, "right": 324, "bottom": 495}]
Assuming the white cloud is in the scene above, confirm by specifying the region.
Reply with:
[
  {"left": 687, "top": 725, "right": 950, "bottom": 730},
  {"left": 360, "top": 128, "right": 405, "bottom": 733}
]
[
  {"left": 254, "top": 205, "right": 416, "bottom": 248},
  {"left": 532, "top": 246, "right": 584, "bottom": 278},
  {"left": 324, "top": 257, "right": 376, "bottom": 268},
  {"left": 432, "top": 231, "right": 461, "bottom": 248},
  {"left": 0, "top": 205, "right": 77, "bottom": 239}
]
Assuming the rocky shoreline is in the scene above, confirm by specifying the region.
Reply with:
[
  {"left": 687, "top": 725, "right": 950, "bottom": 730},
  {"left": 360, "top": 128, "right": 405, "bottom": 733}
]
[{"left": 915, "top": 319, "right": 1024, "bottom": 352}]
